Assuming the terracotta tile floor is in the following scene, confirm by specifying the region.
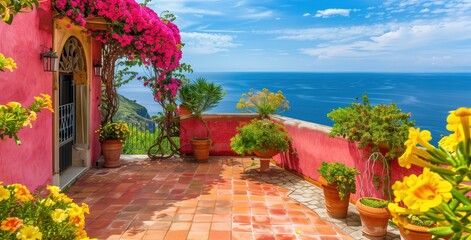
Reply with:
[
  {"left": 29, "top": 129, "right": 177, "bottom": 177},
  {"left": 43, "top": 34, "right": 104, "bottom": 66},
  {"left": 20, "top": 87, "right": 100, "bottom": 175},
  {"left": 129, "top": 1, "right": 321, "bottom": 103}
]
[{"left": 67, "top": 156, "right": 354, "bottom": 240}]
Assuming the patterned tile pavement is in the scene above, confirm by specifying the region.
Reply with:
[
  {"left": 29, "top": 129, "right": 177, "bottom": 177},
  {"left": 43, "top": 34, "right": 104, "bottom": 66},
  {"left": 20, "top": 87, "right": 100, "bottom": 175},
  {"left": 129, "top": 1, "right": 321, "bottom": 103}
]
[{"left": 66, "top": 156, "right": 400, "bottom": 240}]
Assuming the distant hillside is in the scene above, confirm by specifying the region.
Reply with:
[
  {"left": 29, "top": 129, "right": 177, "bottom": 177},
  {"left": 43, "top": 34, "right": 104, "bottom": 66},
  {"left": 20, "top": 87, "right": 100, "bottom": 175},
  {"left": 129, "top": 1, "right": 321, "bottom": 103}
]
[{"left": 114, "top": 94, "right": 153, "bottom": 124}]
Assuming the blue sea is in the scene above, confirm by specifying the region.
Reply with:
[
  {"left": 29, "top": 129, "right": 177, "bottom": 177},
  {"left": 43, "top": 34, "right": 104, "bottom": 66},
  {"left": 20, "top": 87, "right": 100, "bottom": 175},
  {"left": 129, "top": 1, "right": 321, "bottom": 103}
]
[{"left": 118, "top": 72, "right": 471, "bottom": 144}]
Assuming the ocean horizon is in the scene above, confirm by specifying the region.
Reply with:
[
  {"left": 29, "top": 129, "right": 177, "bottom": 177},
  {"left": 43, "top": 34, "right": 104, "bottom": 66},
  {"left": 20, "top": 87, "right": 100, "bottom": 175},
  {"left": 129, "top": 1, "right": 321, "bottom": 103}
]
[{"left": 118, "top": 72, "right": 471, "bottom": 144}]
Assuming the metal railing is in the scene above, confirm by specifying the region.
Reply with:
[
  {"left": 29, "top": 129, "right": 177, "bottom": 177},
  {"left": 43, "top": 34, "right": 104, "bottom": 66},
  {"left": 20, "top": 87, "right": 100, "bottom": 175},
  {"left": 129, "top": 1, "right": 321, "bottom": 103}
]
[{"left": 122, "top": 121, "right": 158, "bottom": 154}]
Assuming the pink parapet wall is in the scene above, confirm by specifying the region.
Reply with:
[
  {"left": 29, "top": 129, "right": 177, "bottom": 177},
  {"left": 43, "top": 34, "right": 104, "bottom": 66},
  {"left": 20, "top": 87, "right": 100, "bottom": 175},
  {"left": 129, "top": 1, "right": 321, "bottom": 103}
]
[
  {"left": 0, "top": 2, "right": 54, "bottom": 190},
  {"left": 180, "top": 113, "right": 422, "bottom": 202},
  {"left": 180, "top": 114, "right": 258, "bottom": 156}
]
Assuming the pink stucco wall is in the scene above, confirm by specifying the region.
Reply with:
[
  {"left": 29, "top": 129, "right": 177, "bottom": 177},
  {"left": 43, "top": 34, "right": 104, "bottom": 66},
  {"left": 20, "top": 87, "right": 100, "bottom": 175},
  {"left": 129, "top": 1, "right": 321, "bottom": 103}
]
[
  {"left": 180, "top": 114, "right": 258, "bottom": 156},
  {"left": 0, "top": 2, "right": 54, "bottom": 190},
  {"left": 180, "top": 114, "right": 422, "bottom": 202},
  {"left": 90, "top": 40, "right": 102, "bottom": 166}
]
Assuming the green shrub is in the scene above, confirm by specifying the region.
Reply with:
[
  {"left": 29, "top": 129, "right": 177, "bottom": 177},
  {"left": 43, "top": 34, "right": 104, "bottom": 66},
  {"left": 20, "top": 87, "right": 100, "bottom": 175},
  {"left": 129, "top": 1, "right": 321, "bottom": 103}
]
[{"left": 318, "top": 161, "right": 360, "bottom": 200}]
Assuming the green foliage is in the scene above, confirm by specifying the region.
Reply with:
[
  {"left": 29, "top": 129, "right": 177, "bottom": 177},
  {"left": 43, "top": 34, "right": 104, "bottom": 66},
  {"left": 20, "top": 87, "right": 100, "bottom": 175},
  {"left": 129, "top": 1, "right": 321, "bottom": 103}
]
[
  {"left": 236, "top": 88, "right": 289, "bottom": 119},
  {"left": 96, "top": 122, "right": 131, "bottom": 141},
  {"left": 230, "top": 119, "right": 291, "bottom": 155},
  {"left": 327, "top": 93, "right": 415, "bottom": 160},
  {"left": 178, "top": 77, "right": 225, "bottom": 116},
  {"left": 122, "top": 128, "right": 179, "bottom": 155},
  {"left": 318, "top": 161, "right": 360, "bottom": 200},
  {"left": 359, "top": 198, "right": 389, "bottom": 208},
  {"left": 407, "top": 215, "right": 435, "bottom": 227}
]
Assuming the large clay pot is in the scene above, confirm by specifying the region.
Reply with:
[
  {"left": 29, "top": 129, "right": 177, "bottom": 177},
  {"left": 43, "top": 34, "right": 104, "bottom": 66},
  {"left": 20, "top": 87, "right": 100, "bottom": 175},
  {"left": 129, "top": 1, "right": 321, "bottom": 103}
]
[
  {"left": 101, "top": 140, "right": 123, "bottom": 168},
  {"left": 399, "top": 224, "right": 432, "bottom": 240},
  {"left": 355, "top": 197, "right": 391, "bottom": 239},
  {"left": 179, "top": 105, "right": 192, "bottom": 117},
  {"left": 253, "top": 149, "right": 279, "bottom": 173},
  {"left": 191, "top": 138, "right": 211, "bottom": 163},
  {"left": 319, "top": 177, "right": 350, "bottom": 219}
]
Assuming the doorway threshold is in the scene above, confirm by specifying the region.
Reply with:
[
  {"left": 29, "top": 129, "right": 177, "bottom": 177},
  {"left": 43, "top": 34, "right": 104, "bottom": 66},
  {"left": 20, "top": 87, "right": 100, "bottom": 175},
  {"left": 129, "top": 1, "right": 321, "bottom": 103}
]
[{"left": 60, "top": 166, "right": 88, "bottom": 190}]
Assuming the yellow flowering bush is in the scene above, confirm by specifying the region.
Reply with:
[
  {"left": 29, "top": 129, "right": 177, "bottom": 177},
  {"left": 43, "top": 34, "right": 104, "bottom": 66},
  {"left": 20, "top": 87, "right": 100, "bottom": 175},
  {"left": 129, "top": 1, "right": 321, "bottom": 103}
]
[
  {"left": 96, "top": 122, "right": 131, "bottom": 142},
  {"left": 0, "top": 53, "right": 16, "bottom": 72},
  {"left": 389, "top": 107, "right": 471, "bottom": 239},
  {"left": 0, "top": 94, "right": 53, "bottom": 144},
  {"left": 317, "top": 161, "right": 360, "bottom": 200},
  {"left": 0, "top": 183, "right": 94, "bottom": 239},
  {"left": 236, "top": 88, "right": 290, "bottom": 119}
]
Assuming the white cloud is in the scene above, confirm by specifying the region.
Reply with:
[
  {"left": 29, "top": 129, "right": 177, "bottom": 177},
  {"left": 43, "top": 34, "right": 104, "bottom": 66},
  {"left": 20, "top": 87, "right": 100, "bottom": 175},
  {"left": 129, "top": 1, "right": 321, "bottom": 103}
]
[
  {"left": 314, "top": 9, "right": 353, "bottom": 18},
  {"left": 300, "top": 20, "right": 471, "bottom": 60},
  {"left": 259, "top": 25, "right": 388, "bottom": 42},
  {"left": 150, "top": 0, "right": 223, "bottom": 16},
  {"left": 241, "top": 10, "right": 273, "bottom": 19},
  {"left": 234, "top": 1, "right": 246, "bottom": 7},
  {"left": 420, "top": 8, "right": 430, "bottom": 13},
  {"left": 303, "top": 13, "right": 311, "bottom": 17},
  {"left": 181, "top": 32, "right": 240, "bottom": 54}
]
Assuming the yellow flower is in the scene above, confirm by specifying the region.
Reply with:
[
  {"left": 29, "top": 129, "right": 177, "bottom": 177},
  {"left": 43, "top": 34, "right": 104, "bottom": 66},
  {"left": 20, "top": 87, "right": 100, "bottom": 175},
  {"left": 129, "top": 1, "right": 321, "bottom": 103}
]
[
  {"left": 1, "top": 217, "right": 24, "bottom": 232},
  {"left": 51, "top": 209, "right": 68, "bottom": 223},
  {"left": 7, "top": 102, "right": 21, "bottom": 108},
  {"left": 396, "top": 168, "right": 452, "bottom": 212},
  {"left": 16, "top": 225, "right": 42, "bottom": 240},
  {"left": 47, "top": 185, "right": 61, "bottom": 195},
  {"left": 12, "top": 184, "right": 33, "bottom": 202},
  {"left": 0, "top": 185, "right": 11, "bottom": 201},
  {"left": 28, "top": 111, "right": 37, "bottom": 121},
  {"left": 81, "top": 203, "right": 90, "bottom": 214},
  {"left": 404, "top": 128, "right": 435, "bottom": 151},
  {"left": 398, "top": 146, "right": 432, "bottom": 169},
  {"left": 438, "top": 134, "right": 459, "bottom": 153}
]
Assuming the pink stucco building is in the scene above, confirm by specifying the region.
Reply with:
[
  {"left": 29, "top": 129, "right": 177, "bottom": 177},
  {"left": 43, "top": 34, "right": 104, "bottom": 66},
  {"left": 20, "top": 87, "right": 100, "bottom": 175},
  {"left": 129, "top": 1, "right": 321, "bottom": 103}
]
[{"left": 0, "top": 1, "right": 103, "bottom": 190}]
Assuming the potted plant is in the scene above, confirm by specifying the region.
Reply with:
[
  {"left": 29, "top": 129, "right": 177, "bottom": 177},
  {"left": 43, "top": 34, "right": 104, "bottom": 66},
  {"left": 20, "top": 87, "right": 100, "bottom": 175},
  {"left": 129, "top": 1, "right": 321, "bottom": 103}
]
[
  {"left": 327, "top": 93, "right": 414, "bottom": 161},
  {"left": 236, "top": 88, "right": 289, "bottom": 119},
  {"left": 178, "top": 77, "right": 225, "bottom": 162},
  {"left": 355, "top": 152, "right": 392, "bottom": 239},
  {"left": 230, "top": 119, "right": 291, "bottom": 172},
  {"left": 96, "top": 122, "right": 131, "bottom": 167},
  {"left": 177, "top": 82, "right": 193, "bottom": 117},
  {"left": 317, "top": 161, "right": 359, "bottom": 219}
]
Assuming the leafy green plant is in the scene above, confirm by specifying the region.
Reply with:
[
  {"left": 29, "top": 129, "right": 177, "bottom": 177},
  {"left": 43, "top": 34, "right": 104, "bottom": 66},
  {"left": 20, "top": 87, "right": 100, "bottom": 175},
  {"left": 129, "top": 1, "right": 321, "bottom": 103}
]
[
  {"left": 230, "top": 119, "right": 291, "bottom": 155},
  {"left": 96, "top": 122, "right": 131, "bottom": 142},
  {"left": 0, "top": 183, "right": 92, "bottom": 239},
  {"left": 318, "top": 162, "right": 360, "bottom": 200},
  {"left": 359, "top": 197, "right": 388, "bottom": 208},
  {"left": 179, "top": 78, "right": 225, "bottom": 117},
  {"left": 178, "top": 77, "right": 225, "bottom": 138},
  {"left": 236, "top": 88, "right": 289, "bottom": 119},
  {"left": 327, "top": 93, "right": 415, "bottom": 161}
]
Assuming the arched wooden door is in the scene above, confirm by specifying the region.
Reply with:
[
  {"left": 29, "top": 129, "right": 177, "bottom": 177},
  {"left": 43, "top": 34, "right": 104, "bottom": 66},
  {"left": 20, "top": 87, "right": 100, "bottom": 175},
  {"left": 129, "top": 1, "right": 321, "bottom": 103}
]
[{"left": 58, "top": 37, "right": 86, "bottom": 173}]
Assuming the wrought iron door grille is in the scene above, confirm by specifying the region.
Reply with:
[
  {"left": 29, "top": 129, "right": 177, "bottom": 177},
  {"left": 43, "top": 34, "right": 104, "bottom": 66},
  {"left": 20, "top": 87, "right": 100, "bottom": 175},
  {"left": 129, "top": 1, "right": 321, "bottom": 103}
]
[{"left": 59, "top": 103, "right": 75, "bottom": 146}]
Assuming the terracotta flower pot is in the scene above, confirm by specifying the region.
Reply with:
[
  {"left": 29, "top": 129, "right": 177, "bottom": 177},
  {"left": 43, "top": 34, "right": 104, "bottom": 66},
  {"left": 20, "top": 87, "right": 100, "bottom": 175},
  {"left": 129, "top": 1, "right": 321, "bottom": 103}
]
[
  {"left": 179, "top": 105, "right": 192, "bottom": 117},
  {"left": 191, "top": 138, "right": 211, "bottom": 163},
  {"left": 355, "top": 197, "right": 391, "bottom": 239},
  {"left": 101, "top": 140, "right": 123, "bottom": 168},
  {"left": 253, "top": 149, "right": 279, "bottom": 173},
  {"left": 399, "top": 223, "right": 432, "bottom": 240},
  {"left": 319, "top": 177, "right": 350, "bottom": 219}
]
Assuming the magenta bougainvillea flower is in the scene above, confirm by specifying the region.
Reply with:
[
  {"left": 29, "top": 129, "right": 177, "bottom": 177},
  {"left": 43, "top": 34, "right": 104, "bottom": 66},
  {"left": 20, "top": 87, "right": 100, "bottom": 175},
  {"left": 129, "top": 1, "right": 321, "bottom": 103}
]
[{"left": 53, "top": 0, "right": 182, "bottom": 73}]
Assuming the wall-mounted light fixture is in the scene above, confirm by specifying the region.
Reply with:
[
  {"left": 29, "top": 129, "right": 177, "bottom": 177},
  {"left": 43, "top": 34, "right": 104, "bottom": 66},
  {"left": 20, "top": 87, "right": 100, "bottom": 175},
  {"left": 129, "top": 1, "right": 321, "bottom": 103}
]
[
  {"left": 40, "top": 48, "right": 58, "bottom": 72},
  {"left": 93, "top": 62, "right": 102, "bottom": 77}
]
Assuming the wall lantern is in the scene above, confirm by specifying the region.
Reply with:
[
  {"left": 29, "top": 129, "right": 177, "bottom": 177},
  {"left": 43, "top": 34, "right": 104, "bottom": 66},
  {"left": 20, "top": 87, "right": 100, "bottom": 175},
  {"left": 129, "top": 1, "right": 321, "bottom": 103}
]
[
  {"left": 93, "top": 62, "right": 103, "bottom": 77},
  {"left": 40, "top": 48, "right": 58, "bottom": 72}
]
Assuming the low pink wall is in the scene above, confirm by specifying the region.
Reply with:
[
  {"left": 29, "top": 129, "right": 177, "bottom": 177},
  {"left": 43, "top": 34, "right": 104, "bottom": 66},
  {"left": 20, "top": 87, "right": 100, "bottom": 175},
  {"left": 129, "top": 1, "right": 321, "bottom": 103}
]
[
  {"left": 0, "top": 2, "right": 54, "bottom": 190},
  {"left": 180, "top": 114, "right": 258, "bottom": 156},
  {"left": 180, "top": 114, "right": 422, "bottom": 202}
]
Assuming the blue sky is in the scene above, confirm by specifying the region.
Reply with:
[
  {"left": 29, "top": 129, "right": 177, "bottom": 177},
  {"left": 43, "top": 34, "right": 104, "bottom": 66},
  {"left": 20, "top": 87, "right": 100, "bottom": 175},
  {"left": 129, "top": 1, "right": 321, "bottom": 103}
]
[{"left": 150, "top": 0, "right": 471, "bottom": 72}]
